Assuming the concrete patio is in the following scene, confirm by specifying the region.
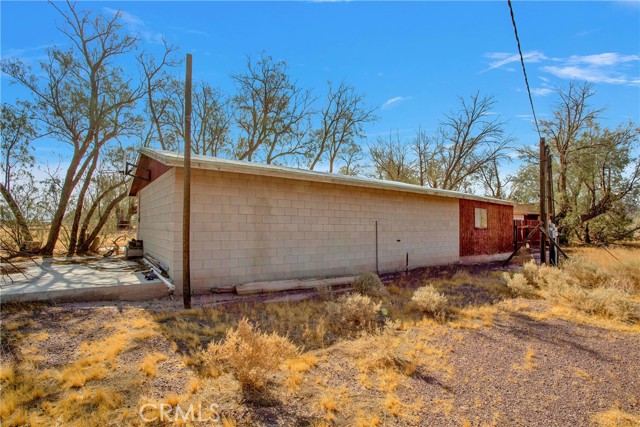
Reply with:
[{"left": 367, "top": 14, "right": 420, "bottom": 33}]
[{"left": 0, "top": 256, "right": 170, "bottom": 304}]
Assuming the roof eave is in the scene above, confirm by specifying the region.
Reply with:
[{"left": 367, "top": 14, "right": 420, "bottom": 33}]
[{"left": 138, "top": 147, "right": 516, "bottom": 206}]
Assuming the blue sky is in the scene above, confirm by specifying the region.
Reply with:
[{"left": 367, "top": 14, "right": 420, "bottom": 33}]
[{"left": 1, "top": 1, "right": 639, "bottom": 175}]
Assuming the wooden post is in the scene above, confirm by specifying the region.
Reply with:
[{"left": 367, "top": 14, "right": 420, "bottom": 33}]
[
  {"left": 183, "top": 54, "right": 193, "bottom": 309},
  {"left": 539, "top": 137, "right": 547, "bottom": 265},
  {"left": 546, "top": 146, "right": 556, "bottom": 266}
]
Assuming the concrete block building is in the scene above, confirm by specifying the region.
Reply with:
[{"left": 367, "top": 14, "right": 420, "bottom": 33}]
[{"left": 129, "top": 148, "right": 514, "bottom": 293}]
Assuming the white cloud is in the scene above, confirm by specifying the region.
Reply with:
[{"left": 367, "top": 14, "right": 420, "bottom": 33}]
[
  {"left": 484, "top": 49, "right": 640, "bottom": 86},
  {"left": 566, "top": 52, "right": 639, "bottom": 66},
  {"left": 542, "top": 65, "right": 639, "bottom": 85},
  {"left": 484, "top": 50, "right": 547, "bottom": 71},
  {"left": 103, "top": 7, "right": 164, "bottom": 44},
  {"left": 381, "top": 96, "right": 411, "bottom": 110},
  {"left": 104, "top": 7, "right": 144, "bottom": 27},
  {"left": 531, "top": 87, "right": 553, "bottom": 96},
  {"left": 2, "top": 44, "right": 53, "bottom": 65},
  {"left": 576, "top": 28, "right": 600, "bottom": 37}
]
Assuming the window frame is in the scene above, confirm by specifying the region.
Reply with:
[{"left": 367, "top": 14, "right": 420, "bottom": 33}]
[{"left": 474, "top": 207, "right": 488, "bottom": 229}]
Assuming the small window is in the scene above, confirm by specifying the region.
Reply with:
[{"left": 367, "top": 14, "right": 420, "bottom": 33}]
[{"left": 474, "top": 208, "right": 487, "bottom": 229}]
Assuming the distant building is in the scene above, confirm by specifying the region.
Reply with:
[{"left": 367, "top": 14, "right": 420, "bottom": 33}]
[{"left": 514, "top": 203, "right": 540, "bottom": 221}]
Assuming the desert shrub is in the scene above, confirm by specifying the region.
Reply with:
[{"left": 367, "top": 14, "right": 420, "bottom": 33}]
[
  {"left": 563, "top": 258, "right": 611, "bottom": 289},
  {"left": 206, "top": 319, "right": 298, "bottom": 390},
  {"left": 325, "top": 293, "right": 381, "bottom": 333},
  {"left": 353, "top": 272, "right": 387, "bottom": 297},
  {"left": 503, "top": 272, "right": 537, "bottom": 298},
  {"left": 578, "top": 288, "right": 638, "bottom": 322},
  {"left": 411, "top": 285, "right": 448, "bottom": 317},
  {"left": 606, "top": 276, "right": 637, "bottom": 294},
  {"left": 522, "top": 260, "right": 540, "bottom": 287},
  {"left": 519, "top": 260, "right": 639, "bottom": 322},
  {"left": 611, "top": 262, "right": 640, "bottom": 294}
]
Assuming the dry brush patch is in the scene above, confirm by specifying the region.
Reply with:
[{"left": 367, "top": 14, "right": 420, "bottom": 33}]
[
  {"left": 0, "top": 306, "right": 200, "bottom": 427},
  {"left": 503, "top": 251, "right": 640, "bottom": 328},
  {"left": 2, "top": 248, "right": 639, "bottom": 426}
]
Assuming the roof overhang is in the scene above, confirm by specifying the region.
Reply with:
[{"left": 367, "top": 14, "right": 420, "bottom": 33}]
[{"left": 134, "top": 147, "right": 516, "bottom": 206}]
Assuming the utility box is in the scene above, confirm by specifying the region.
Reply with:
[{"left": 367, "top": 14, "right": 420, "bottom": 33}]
[{"left": 125, "top": 239, "right": 144, "bottom": 259}]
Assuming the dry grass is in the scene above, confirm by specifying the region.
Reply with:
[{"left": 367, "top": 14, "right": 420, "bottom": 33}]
[
  {"left": 503, "top": 250, "right": 640, "bottom": 325},
  {"left": 140, "top": 352, "right": 168, "bottom": 377},
  {"left": 592, "top": 409, "right": 640, "bottom": 427},
  {"left": 206, "top": 318, "right": 298, "bottom": 390},
  {"left": 2, "top": 247, "right": 638, "bottom": 426}
]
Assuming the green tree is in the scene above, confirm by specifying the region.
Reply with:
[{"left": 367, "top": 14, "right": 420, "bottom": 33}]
[{"left": 0, "top": 103, "right": 37, "bottom": 247}]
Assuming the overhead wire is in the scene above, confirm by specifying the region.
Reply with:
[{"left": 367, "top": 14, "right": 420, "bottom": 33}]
[{"left": 507, "top": 0, "right": 542, "bottom": 139}]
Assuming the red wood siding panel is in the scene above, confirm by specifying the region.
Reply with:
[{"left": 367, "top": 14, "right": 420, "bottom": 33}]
[
  {"left": 129, "top": 154, "right": 172, "bottom": 196},
  {"left": 459, "top": 199, "right": 513, "bottom": 257}
]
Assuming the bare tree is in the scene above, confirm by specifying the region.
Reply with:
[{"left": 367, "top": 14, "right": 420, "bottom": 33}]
[
  {"left": 539, "top": 82, "right": 602, "bottom": 225},
  {"left": 338, "top": 142, "right": 365, "bottom": 176},
  {"left": 139, "top": 45, "right": 181, "bottom": 150},
  {"left": 309, "top": 81, "right": 376, "bottom": 172},
  {"left": 478, "top": 158, "right": 511, "bottom": 199},
  {"left": 430, "top": 93, "right": 511, "bottom": 191},
  {"left": 411, "top": 126, "right": 445, "bottom": 187},
  {"left": 0, "top": 1, "right": 171, "bottom": 255},
  {"left": 143, "top": 74, "right": 232, "bottom": 156},
  {"left": 369, "top": 131, "right": 417, "bottom": 183},
  {"left": 231, "top": 53, "right": 314, "bottom": 165}
]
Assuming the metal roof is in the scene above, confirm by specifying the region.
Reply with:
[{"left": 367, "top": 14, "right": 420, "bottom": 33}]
[{"left": 137, "top": 147, "right": 515, "bottom": 206}]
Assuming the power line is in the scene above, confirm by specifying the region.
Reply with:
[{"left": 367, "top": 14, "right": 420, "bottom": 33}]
[{"left": 507, "top": 0, "right": 542, "bottom": 139}]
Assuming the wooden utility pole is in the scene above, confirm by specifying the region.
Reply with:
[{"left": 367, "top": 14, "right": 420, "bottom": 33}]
[
  {"left": 183, "top": 54, "right": 193, "bottom": 309},
  {"left": 539, "top": 137, "right": 547, "bottom": 265},
  {"left": 546, "top": 145, "right": 556, "bottom": 265}
]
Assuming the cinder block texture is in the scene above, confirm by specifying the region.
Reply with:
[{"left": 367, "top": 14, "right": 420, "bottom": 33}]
[
  {"left": 136, "top": 167, "right": 461, "bottom": 293},
  {"left": 137, "top": 168, "right": 178, "bottom": 274}
]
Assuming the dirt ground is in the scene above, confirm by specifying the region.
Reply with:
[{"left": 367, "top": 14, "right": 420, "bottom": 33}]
[{"left": 1, "top": 250, "right": 639, "bottom": 427}]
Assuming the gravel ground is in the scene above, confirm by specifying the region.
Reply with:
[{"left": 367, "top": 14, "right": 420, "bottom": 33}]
[
  {"left": 2, "top": 288, "right": 638, "bottom": 426},
  {"left": 243, "top": 300, "right": 640, "bottom": 427}
]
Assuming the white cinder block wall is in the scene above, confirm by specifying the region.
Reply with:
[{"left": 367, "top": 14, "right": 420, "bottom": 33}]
[
  {"left": 137, "top": 168, "right": 179, "bottom": 274},
  {"left": 139, "top": 167, "right": 460, "bottom": 293}
]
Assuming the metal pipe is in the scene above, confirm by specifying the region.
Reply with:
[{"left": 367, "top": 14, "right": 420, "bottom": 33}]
[
  {"left": 375, "top": 220, "right": 379, "bottom": 275},
  {"left": 142, "top": 258, "right": 175, "bottom": 292},
  {"left": 405, "top": 252, "right": 409, "bottom": 274}
]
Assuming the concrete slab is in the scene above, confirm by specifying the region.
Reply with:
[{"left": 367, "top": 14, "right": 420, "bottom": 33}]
[{"left": 0, "top": 257, "right": 170, "bottom": 304}]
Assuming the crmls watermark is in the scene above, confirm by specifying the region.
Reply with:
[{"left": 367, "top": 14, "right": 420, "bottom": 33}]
[{"left": 139, "top": 402, "right": 222, "bottom": 423}]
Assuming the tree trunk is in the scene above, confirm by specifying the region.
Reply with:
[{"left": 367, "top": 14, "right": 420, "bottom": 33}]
[
  {"left": 0, "top": 182, "right": 34, "bottom": 245},
  {"left": 584, "top": 222, "right": 591, "bottom": 244},
  {"left": 77, "top": 191, "right": 128, "bottom": 254},
  {"left": 67, "top": 155, "right": 98, "bottom": 255},
  {"left": 40, "top": 152, "right": 83, "bottom": 255},
  {"left": 77, "top": 180, "right": 127, "bottom": 249}
]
